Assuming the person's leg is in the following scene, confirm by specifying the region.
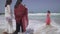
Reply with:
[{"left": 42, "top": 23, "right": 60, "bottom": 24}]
[
  {"left": 20, "top": 20, "right": 26, "bottom": 32},
  {"left": 16, "top": 23, "right": 20, "bottom": 32},
  {"left": 8, "top": 18, "right": 13, "bottom": 34},
  {"left": 3, "top": 17, "right": 12, "bottom": 34},
  {"left": 20, "top": 23, "right": 23, "bottom": 32},
  {"left": 13, "top": 23, "right": 20, "bottom": 34}
]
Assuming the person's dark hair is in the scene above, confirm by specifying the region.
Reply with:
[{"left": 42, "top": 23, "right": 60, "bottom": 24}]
[
  {"left": 47, "top": 10, "right": 50, "bottom": 13},
  {"left": 14, "top": 0, "right": 23, "bottom": 8},
  {"left": 5, "top": 0, "right": 12, "bottom": 7}
]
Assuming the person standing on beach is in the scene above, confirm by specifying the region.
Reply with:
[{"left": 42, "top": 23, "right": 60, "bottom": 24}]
[
  {"left": 46, "top": 10, "right": 51, "bottom": 25},
  {"left": 4, "top": 0, "right": 13, "bottom": 34},
  {"left": 13, "top": 0, "right": 28, "bottom": 34}
]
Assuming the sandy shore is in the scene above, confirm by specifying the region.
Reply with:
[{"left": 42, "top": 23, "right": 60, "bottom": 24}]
[{"left": 0, "top": 29, "right": 4, "bottom": 34}]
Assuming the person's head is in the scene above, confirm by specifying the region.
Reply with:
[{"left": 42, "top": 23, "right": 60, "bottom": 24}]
[
  {"left": 5, "top": 0, "right": 12, "bottom": 7},
  {"left": 14, "top": 0, "right": 23, "bottom": 8},
  {"left": 17, "top": 0, "right": 23, "bottom": 3},
  {"left": 47, "top": 10, "right": 50, "bottom": 14},
  {"left": 47, "top": 10, "right": 51, "bottom": 16}
]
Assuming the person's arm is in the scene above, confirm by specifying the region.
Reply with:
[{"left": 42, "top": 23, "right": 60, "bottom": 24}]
[
  {"left": 24, "top": 8, "right": 29, "bottom": 25},
  {"left": 7, "top": 5, "right": 11, "bottom": 15},
  {"left": 14, "top": 8, "right": 16, "bottom": 16}
]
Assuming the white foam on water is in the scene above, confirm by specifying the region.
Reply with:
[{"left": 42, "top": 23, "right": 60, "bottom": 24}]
[
  {"left": 0, "top": 13, "right": 60, "bottom": 34},
  {"left": 28, "top": 13, "right": 60, "bottom": 16}
]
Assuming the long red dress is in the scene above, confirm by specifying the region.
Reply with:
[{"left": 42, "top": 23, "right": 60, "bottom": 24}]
[
  {"left": 14, "top": 4, "right": 28, "bottom": 32},
  {"left": 46, "top": 13, "right": 51, "bottom": 25}
]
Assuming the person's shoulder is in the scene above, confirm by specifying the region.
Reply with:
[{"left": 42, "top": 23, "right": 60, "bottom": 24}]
[
  {"left": 19, "top": 4, "right": 23, "bottom": 7},
  {"left": 19, "top": 4, "right": 28, "bottom": 10},
  {"left": 7, "top": 5, "right": 10, "bottom": 9},
  {"left": 7, "top": 5, "right": 10, "bottom": 7}
]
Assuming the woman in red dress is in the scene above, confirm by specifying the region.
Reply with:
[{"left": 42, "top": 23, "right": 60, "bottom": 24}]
[{"left": 46, "top": 10, "right": 51, "bottom": 25}]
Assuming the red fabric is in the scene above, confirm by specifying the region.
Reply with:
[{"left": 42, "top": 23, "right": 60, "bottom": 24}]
[
  {"left": 14, "top": 4, "right": 28, "bottom": 31},
  {"left": 46, "top": 14, "right": 51, "bottom": 25},
  {"left": 22, "top": 8, "right": 28, "bottom": 31}
]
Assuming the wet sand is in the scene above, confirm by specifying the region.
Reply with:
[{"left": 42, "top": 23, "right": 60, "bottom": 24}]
[{"left": 0, "top": 29, "right": 4, "bottom": 34}]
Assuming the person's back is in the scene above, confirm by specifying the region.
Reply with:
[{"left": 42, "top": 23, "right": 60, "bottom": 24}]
[
  {"left": 14, "top": 4, "right": 26, "bottom": 23},
  {"left": 14, "top": 4, "right": 26, "bottom": 17},
  {"left": 5, "top": 5, "right": 11, "bottom": 17}
]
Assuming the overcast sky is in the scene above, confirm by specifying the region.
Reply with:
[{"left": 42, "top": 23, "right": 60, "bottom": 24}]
[{"left": 0, "top": 0, "right": 60, "bottom": 13}]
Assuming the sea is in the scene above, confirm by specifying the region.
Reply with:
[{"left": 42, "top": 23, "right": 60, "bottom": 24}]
[{"left": 0, "top": 13, "right": 60, "bottom": 34}]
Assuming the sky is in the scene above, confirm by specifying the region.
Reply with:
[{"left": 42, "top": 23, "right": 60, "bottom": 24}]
[{"left": 0, "top": 0, "right": 60, "bottom": 13}]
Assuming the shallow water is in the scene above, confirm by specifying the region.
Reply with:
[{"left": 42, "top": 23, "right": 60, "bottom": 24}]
[{"left": 0, "top": 14, "right": 60, "bottom": 34}]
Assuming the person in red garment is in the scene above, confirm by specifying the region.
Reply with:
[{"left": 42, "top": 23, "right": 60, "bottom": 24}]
[
  {"left": 13, "top": 0, "right": 28, "bottom": 34},
  {"left": 46, "top": 10, "right": 51, "bottom": 25}
]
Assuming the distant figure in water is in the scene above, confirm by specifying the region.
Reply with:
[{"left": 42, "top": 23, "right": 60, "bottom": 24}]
[{"left": 46, "top": 10, "right": 51, "bottom": 25}]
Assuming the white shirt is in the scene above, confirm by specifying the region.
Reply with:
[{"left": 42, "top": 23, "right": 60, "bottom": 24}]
[{"left": 5, "top": 5, "right": 11, "bottom": 18}]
